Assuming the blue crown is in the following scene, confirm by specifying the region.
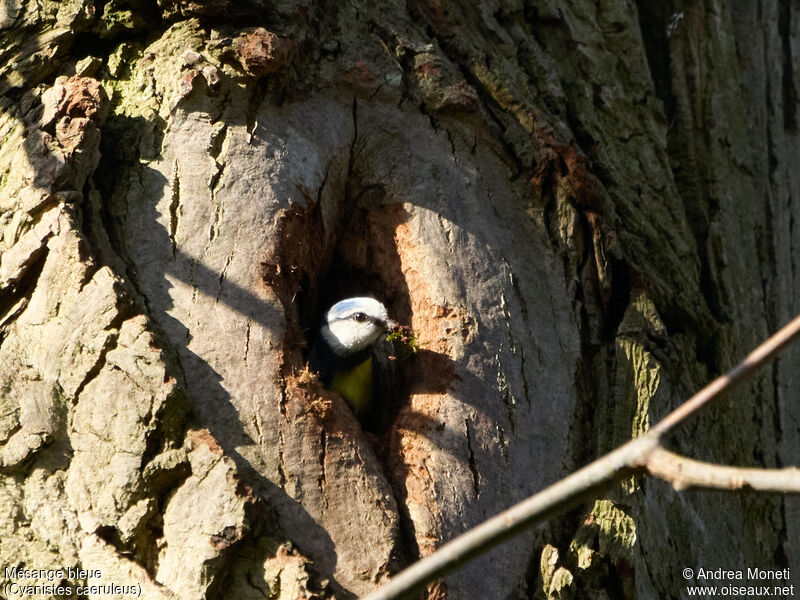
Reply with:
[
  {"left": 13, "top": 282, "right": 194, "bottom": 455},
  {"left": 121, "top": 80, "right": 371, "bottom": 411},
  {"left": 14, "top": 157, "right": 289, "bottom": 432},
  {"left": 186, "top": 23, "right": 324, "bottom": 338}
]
[{"left": 326, "top": 297, "right": 387, "bottom": 321}]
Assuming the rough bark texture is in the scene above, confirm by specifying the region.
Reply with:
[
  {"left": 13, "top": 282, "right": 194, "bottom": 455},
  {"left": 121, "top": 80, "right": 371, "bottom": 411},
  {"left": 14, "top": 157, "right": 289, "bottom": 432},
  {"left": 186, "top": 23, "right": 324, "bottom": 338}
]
[{"left": 0, "top": 1, "right": 797, "bottom": 599}]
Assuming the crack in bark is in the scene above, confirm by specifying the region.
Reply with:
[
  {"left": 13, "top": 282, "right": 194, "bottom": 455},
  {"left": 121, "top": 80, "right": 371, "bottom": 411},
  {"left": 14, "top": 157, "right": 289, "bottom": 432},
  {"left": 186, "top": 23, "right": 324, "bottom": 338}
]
[
  {"left": 498, "top": 276, "right": 532, "bottom": 408},
  {"left": 250, "top": 403, "right": 264, "bottom": 447},
  {"left": 76, "top": 260, "right": 102, "bottom": 296},
  {"left": 778, "top": 0, "right": 798, "bottom": 132},
  {"left": 188, "top": 257, "right": 198, "bottom": 312},
  {"left": 771, "top": 359, "right": 783, "bottom": 466},
  {"left": 214, "top": 250, "right": 235, "bottom": 304},
  {"left": 168, "top": 161, "right": 181, "bottom": 259},
  {"left": 209, "top": 90, "right": 233, "bottom": 125},
  {"left": 500, "top": 291, "right": 516, "bottom": 355},
  {"left": 208, "top": 122, "right": 228, "bottom": 159},
  {"left": 506, "top": 261, "right": 529, "bottom": 322},
  {"left": 208, "top": 162, "right": 226, "bottom": 201},
  {"left": 445, "top": 128, "right": 457, "bottom": 157},
  {"left": 517, "top": 346, "right": 531, "bottom": 406},
  {"left": 278, "top": 385, "right": 288, "bottom": 421},
  {"left": 0, "top": 421, "right": 23, "bottom": 448},
  {"left": 315, "top": 160, "right": 331, "bottom": 210},
  {"left": 207, "top": 125, "right": 228, "bottom": 241},
  {"left": 346, "top": 95, "right": 359, "bottom": 195},
  {"left": 318, "top": 428, "right": 328, "bottom": 510},
  {"left": 495, "top": 423, "right": 509, "bottom": 463},
  {"left": 500, "top": 385, "right": 516, "bottom": 436},
  {"left": 504, "top": 260, "right": 532, "bottom": 405},
  {"left": 790, "top": 210, "right": 797, "bottom": 291},
  {"left": 464, "top": 419, "right": 480, "bottom": 498},
  {"left": 0, "top": 297, "right": 27, "bottom": 341},
  {"left": 243, "top": 319, "right": 251, "bottom": 363},
  {"left": 208, "top": 201, "right": 224, "bottom": 243},
  {"left": 452, "top": 62, "right": 523, "bottom": 176},
  {"left": 244, "top": 80, "right": 268, "bottom": 145},
  {"left": 276, "top": 428, "right": 287, "bottom": 489},
  {"left": 0, "top": 243, "right": 48, "bottom": 328},
  {"left": 436, "top": 213, "right": 455, "bottom": 251},
  {"left": 72, "top": 327, "right": 121, "bottom": 403}
]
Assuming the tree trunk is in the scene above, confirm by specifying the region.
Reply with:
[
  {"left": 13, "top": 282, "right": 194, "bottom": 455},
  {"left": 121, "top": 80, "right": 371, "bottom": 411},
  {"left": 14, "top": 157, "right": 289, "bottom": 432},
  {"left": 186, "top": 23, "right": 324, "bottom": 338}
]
[{"left": 0, "top": 1, "right": 797, "bottom": 599}]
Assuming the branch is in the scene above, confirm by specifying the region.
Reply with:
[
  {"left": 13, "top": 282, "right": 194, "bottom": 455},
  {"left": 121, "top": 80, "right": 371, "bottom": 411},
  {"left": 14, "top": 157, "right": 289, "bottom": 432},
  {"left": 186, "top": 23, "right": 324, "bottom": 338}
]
[
  {"left": 651, "top": 312, "right": 800, "bottom": 435},
  {"left": 641, "top": 447, "right": 800, "bottom": 493},
  {"left": 361, "top": 313, "right": 800, "bottom": 600}
]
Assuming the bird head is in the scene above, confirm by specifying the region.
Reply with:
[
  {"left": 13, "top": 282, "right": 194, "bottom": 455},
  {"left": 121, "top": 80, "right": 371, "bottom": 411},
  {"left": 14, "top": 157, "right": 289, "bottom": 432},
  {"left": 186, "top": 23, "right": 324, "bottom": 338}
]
[{"left": 321, "top": 297, "right": 397, "bottom": 356}]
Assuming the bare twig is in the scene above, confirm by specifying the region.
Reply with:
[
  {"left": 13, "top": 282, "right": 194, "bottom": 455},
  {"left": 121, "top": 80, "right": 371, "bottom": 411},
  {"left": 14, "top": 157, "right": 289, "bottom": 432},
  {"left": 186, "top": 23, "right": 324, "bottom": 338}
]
[
  {"left": 361, "top": 314, "right": 800, "bottom": 600},
  {"left": 651, "top": 313, "right": 800, "bottom": 435},
  {"left": 641, "top": 447, "right": 800, "bottom": 493},
  {"left": 361, "top": 435, "right": 659, "bottom": 600}
]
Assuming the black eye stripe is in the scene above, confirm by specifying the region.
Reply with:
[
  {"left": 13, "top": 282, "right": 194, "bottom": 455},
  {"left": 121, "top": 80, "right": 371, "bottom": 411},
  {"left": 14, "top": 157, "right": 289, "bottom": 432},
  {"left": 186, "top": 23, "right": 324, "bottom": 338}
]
[{"left": 328, "top": 312, "right": 383, "bottom": 324}]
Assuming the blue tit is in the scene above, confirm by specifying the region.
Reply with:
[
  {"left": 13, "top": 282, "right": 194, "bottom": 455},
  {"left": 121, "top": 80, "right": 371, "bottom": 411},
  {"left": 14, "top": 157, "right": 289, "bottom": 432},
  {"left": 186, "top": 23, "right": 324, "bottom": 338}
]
[{"left": 309, "top": 297, "right": 398, "bottom": 428}]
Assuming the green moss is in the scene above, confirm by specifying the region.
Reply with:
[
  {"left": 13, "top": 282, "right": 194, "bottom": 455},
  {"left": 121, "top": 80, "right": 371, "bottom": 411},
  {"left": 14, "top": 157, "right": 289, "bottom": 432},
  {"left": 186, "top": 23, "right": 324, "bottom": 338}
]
[
  {"left": 548, "top": 500, "right": 636, "bottom": 600},
  {"left": 95, "top": 0, "right": 147, "bottom": 38},
  {"left": 591, "top": 499, "right": 637, "bottom": 557},
  {"left": 106, "top": 41, "right": 146, "bottom": 84},
  {"left": 609, "top": 290, "right": 672, "bottom": 455},
  {"left": 385, "top": 326, "right": 420, "bottom": 363}
]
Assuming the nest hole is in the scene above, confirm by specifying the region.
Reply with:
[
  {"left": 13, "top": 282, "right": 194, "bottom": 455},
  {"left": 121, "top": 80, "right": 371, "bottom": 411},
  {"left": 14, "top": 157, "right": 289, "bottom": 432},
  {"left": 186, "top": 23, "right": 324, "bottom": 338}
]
[
  {"left": 262, "top": 200, "right": 413, "bottom": 366},
  {"left": 300, "top": 205, "right": 414, "bottom": 358},
  {"left": 268, "top": 203, "right": 415, "bottom": 434}
]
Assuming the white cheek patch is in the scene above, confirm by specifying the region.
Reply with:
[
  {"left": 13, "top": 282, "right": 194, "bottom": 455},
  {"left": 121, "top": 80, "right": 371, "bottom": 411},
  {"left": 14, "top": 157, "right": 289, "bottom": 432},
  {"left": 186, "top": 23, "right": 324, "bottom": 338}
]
[{"left": 323, "top": 320, "right": 382, "bottom": 355}]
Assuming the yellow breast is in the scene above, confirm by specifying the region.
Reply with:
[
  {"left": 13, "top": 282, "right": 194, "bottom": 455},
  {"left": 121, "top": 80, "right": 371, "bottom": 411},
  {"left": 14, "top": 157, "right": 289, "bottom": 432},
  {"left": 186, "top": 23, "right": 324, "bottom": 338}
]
[{"left": 331, "top": 356, "right": 373, "bottom": 415}]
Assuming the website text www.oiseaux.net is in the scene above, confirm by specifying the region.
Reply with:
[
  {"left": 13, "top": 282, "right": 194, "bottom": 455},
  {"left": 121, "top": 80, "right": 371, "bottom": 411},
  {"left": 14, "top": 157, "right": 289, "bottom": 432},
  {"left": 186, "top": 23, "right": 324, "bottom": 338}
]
[{"left": 683, "top": 567, "right": 794, "bottom": 598}]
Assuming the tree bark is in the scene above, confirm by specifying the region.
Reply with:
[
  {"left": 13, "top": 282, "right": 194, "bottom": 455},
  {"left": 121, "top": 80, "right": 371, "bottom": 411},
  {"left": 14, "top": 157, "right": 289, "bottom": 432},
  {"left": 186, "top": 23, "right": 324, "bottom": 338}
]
[{"left": 0, "top": 1, "right": 797, "bottom": 599}]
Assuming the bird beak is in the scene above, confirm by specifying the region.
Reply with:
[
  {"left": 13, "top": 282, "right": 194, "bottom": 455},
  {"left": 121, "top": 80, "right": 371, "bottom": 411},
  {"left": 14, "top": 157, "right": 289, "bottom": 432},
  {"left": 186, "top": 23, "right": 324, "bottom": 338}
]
[{"left": 382, "top": 318, "right": 399, "bottom": 331}]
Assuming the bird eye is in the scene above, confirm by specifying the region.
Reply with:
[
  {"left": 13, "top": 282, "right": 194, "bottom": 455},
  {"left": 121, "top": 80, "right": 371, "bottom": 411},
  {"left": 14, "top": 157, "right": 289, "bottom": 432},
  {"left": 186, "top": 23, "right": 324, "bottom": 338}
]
[{"left": 353, "top": 313, "right": 368, "bottom": 322}]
